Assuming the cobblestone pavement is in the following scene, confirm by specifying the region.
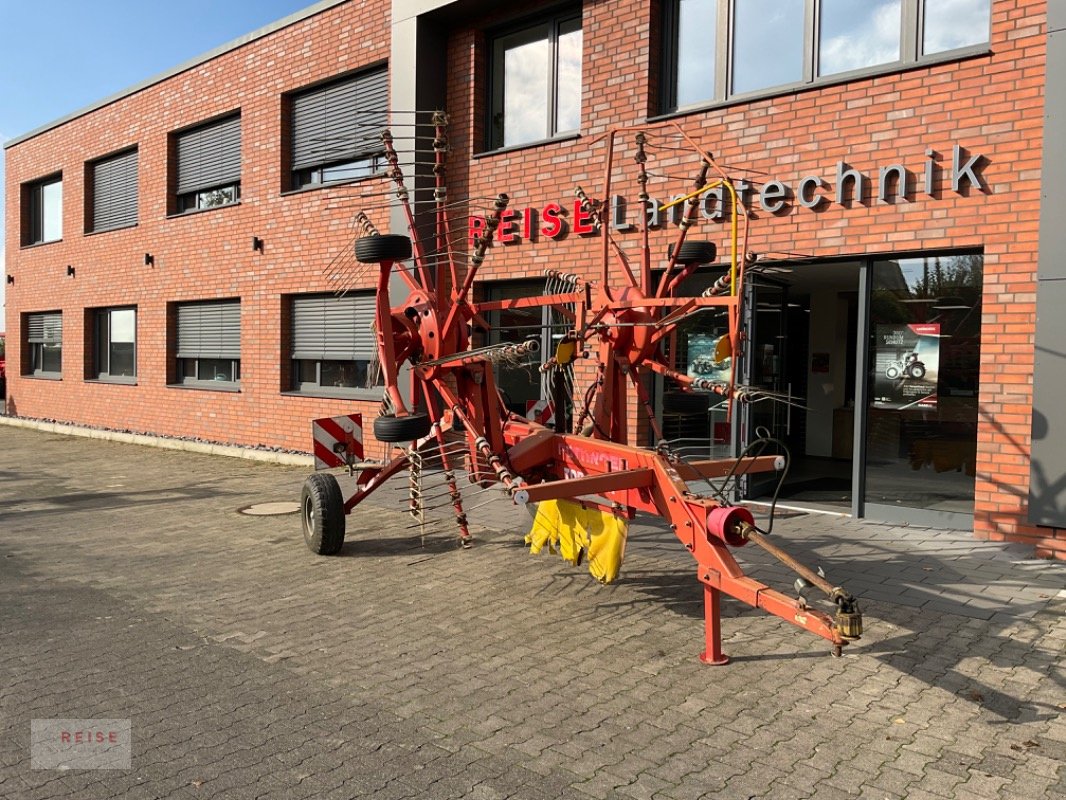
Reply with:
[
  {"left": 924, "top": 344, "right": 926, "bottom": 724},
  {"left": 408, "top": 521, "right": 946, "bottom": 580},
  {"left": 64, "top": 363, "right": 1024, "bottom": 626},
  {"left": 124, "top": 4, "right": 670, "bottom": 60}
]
[{"left": 0, "top": 425, "right": 1064, "bottom": 799}]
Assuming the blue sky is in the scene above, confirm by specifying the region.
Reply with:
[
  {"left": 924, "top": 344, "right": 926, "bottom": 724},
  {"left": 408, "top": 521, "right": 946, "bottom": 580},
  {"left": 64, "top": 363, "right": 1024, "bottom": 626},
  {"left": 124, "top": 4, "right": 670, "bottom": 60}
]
[{"left": 0, "top": 0, "right": 319, "bottom": 330}]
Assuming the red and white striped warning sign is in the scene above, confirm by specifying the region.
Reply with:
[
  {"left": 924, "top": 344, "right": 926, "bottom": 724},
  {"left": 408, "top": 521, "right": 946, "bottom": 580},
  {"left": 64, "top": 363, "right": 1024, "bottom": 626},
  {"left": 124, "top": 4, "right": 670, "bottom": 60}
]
[
  {"left": 526, "top": 399, "right": 554, "bottom": 424},
  {"left": 311, "top": 414, "right": 364, "bottom": 470}
]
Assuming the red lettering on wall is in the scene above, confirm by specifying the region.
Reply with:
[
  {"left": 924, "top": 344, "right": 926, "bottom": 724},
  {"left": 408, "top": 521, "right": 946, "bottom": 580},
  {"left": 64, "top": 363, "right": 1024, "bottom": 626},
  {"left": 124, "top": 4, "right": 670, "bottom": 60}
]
[
  {"left": 541, "top": 203, "right": 564, "bottom": 238},
  {"left": 496, "top": 208, "right": 517, "bottom": 243},
  {"left": 522, "top": 207, "right": 534, "bottom": 239},
  {"left": 468, "top": 215, "right": 486, "bottom": 250},
  {"left": 573, "top": 199, "right": 594, "bottom": 235},
  {"left": 61, "top": 732, "right": 71, "bottom": 743}
]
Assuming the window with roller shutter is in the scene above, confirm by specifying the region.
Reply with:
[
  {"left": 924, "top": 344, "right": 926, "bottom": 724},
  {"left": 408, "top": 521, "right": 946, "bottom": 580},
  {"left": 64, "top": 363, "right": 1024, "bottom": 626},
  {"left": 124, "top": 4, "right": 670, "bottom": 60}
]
[
  {"left": 24, "top": 312, "right": 63, "bottom": 377},
  {"left": 173, "top": 114, "right": 241, "bottom": 214},
  {"left": 290, "top": 67, "right": 387, "bottom": 190},
  {"left": 290, "top": 293, "right": 382, "bottom": 396},
  {"left": 173, "top": 300, "right": 241, "bottom": 387},
  {"left": 88, "top": 148, "right": 138, "bottom": 233}
]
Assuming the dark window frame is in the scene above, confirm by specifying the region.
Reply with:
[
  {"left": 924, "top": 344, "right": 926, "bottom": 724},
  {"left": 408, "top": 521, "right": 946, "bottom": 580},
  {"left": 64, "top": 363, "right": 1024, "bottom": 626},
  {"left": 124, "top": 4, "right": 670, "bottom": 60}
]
[
  {"left": 172, "top": 300, "right": 242, "bottom": 390},
  {"left": 660, "top": 0, "right": 993, "bottom": 114},
  {"left": 487, "top": 6, "right": 584, "bottom": 151},
  {"left": 172, "top": 113, "right": 242, "bottom": 216},
  {"left": 91, "top": 306, "right": 138, "bottom": 383},
  {"left": 288, "top": 65, "right": 389, "bottom": 192},
  {"left": 22, "top": 174, "right": 63, "bottom": 246},
  {"left": 87, "top": 148, "right": 139, "bottom": 234},
  {"left": 288, "top": 293, "right": 382, "bottom": 399},
  {"left": 24, "top": 311, "right": 63, "bottom": 378}
]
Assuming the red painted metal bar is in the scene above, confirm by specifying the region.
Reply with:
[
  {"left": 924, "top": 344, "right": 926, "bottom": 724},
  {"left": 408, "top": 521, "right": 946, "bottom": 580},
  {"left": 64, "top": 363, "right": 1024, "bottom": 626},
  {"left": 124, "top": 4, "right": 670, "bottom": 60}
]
[
  {"left": 375, "top": 263, "right": 411, "bottom": 415},
  {"left": 673, "top": 454, "right": 782, "bottom": 481},
  {"left": 521, "top": 468, "right": 655, "bottom": 504},
  {"left": 343, "top": 454, "right": 410, "bottom": 512},
  {"left": 382, "top": 131, "right": 433, "bottom": 291}
]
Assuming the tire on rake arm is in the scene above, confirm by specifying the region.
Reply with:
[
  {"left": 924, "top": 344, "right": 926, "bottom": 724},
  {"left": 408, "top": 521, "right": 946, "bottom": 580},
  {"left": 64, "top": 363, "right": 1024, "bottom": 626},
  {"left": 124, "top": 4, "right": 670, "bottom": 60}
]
[
  {"left": 355, "top": 234, "right": 412, "bottom": 264},
  {"left": 373, "top": 412, "right": 432, "bottom": 443},
  {"left": 301, "top": 473, "right": 346, "bottom": 555},
  {"left": 673, "top": 240, "right": 718, "bottom": 265}
]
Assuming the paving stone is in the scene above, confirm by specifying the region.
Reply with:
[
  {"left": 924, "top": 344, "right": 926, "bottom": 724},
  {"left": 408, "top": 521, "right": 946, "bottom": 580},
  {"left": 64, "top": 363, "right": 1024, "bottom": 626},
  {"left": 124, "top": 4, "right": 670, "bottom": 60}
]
[{"left": 0, "top": 427, "right": 1063, "bottom": 800}]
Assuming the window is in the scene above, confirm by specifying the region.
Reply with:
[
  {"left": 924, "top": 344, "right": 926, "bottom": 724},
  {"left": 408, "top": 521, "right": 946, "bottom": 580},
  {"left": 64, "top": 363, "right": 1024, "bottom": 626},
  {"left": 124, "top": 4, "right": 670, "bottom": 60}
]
[
  {"left": 733, "top": 0, "right": 805, "bottom": 94},
  {"left": 174, "top": 115, "right": 241, "bottom": 214},
  {"left": 820, "top": 0, "right": 902, "bottom": 77},
  {"left": 291, "top": 294, "right": 381, "bottom": 395},
  {"left": 88, "top": 149, "right": 138, "bottom": 233},
  {"left": 922, "top": 0, "right": 991, "bottom": 55},
  {"left": 290, "top": 68, "right": 388, "bottom": 190},
  {"left": 22, "top": 175, "right": 62, "bottom": 245},
  {"left": 93, "top": 307, "right": 137, "bottom": 381},
  {"left": 489, "top": 10, "right": 582, "bottom": 149},
  {"left": 174, "top": 301, "right": 241, "bottom": 387},
  {"left": 663, "top": 0, "right": 990, "bottom": 111},
  {"left": 25, "top": 312, "right": 62, "bottom": 377}
]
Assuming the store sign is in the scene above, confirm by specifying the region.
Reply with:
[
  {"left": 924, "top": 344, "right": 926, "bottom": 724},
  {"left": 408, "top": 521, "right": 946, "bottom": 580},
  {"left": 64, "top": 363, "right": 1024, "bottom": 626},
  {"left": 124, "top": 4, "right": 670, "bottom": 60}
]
[{"left": 468, "top": 143, "right": 986, "bottom": 246}]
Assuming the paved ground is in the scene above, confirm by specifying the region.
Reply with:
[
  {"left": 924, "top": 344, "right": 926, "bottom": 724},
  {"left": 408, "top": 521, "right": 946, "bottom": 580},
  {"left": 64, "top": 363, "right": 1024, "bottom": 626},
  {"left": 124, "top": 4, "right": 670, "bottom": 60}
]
[{"left": 0, "top": 425, "right": 1064, "bottom": 800}]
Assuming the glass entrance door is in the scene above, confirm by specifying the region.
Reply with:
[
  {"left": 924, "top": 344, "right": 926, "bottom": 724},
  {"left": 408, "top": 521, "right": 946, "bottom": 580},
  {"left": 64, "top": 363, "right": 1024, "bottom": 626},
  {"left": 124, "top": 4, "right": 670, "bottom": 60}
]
[
  {"left": 740, "top": 276, "right": 794, "bottom": 497},
  {"left": 860, "top": 255, "right": 983, "bottom": 526}
]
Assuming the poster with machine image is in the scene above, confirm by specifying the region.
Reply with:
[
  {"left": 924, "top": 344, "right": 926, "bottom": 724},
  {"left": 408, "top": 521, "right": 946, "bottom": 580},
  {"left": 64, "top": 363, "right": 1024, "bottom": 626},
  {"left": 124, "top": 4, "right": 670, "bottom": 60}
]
[
  {"left": 871, "top": 323, "right": 940, "bottom": 409},
  {"left": 686, "top": 333, "right": 731, "bottom": 388}
]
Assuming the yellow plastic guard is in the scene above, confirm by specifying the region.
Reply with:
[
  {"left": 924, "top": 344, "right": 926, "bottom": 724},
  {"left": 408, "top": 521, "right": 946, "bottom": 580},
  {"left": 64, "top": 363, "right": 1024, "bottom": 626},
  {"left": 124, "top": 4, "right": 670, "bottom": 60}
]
[
  {"left": 713, "top": 333, "right": 732, "bottom": 364},
  {"left": 586, "top": 511, "right": 628, "bottom": 585},
  {"left": 525, "top": 499, "right": 628, "bottom": 584},
  {"left": 555, "top": 339, "right": 577, "bottom": 366}
]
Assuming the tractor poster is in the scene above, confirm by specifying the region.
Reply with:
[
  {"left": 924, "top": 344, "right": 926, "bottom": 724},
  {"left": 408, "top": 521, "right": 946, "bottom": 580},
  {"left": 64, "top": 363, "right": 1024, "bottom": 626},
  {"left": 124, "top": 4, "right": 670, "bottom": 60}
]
[
  {"left": 687, "top": 333, "right": 731, "bottom": 387},
  {"left": 871, "top": 323, "right": 940, "bottom": 410}
]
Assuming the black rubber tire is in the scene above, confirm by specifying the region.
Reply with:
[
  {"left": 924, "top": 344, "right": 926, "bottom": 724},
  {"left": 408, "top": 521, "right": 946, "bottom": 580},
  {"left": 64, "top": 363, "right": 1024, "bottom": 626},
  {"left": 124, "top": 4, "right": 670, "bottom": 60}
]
[
  {"left": 355, "top": 234, "right": 412, "bottom": 264},
  {"left": 301, "top": 473, "right": 345, "bottom": 555},
  {"left": 373, "top": 412, "right": 432, "bottom": 443},
  {"left": 907, "top": 363, "right": 926, "bottom": 380},
  {"left": 673, "top": 240, "right": 718, "bottom": 265},
  {"left": 885, "top": 365, "right": 900, "bottom": 380}
]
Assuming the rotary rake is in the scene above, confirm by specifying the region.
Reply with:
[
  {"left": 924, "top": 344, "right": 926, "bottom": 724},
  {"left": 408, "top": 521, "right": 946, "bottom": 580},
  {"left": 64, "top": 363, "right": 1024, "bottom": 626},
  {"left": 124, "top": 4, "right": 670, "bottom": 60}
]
[{"left": 299, "top": 113, "right": 862, "bottom": 663}]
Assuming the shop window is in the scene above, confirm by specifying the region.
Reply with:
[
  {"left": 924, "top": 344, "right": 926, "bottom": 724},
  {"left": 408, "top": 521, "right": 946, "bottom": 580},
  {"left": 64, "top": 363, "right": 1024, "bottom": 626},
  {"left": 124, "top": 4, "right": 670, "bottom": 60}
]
[
  {"left": 24, "top": 311, "right": 62, "bottom": 377},
  {"left": 173, "top": 114, "right": 241, "bottom": 214},
  {"left": 290, "top": 293, "right": 382, "bottom": 396},
  {"left": 479, "top": 280, "right": 553, "bottom": 416},
  {"left": 92, "top": 307, "right": 137, "bottom": 382},
  {"left": 22, "top": 174, "right": 63, "bottom": 245},
  {"left": 662, "top": 0, "right": 990, "bottom": 112},
  {"left": 864, "top": 253, "right": 983, "bottom": 518},
  {"left": 173, "top": 300, "right": 241, "bottom": 388},
  {"left": 88, "top": 148, "right": 138, "bottom": 233},
  {"left": 290, "top": 67, "right": 387, "bottom": 190},
  {"left": 488, "top": 9, "right": 582, "bottom": 150}
]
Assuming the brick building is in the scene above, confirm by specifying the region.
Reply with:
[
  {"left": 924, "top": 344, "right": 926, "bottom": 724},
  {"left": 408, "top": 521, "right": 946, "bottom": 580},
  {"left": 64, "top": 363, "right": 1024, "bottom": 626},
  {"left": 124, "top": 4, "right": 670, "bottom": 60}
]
[{"left": 4, "top": 0, "right": 1064, "bottom": 558}]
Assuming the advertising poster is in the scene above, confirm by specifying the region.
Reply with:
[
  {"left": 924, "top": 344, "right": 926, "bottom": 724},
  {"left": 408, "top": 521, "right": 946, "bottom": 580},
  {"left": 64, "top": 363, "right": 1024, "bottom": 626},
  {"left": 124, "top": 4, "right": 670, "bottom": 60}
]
[
  {"left": 871, "top": 323, "right": 940, "bottom": 409},
  {"left": 687, "top": 333, "right": 731, "bottom": 389}
]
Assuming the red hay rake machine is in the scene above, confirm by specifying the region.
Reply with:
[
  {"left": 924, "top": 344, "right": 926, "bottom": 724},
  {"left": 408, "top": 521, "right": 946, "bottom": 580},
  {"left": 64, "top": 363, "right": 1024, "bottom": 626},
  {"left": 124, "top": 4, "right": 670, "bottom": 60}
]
[{"left": 300, "top": 113, "right": 862, "bottom": 663}]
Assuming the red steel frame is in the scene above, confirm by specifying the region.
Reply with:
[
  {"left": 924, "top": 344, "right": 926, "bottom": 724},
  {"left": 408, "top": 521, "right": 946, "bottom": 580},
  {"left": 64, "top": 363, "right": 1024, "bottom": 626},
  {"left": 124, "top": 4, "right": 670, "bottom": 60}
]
[{"left": 331, "top": 118, "right": 862, "bottom": 663}]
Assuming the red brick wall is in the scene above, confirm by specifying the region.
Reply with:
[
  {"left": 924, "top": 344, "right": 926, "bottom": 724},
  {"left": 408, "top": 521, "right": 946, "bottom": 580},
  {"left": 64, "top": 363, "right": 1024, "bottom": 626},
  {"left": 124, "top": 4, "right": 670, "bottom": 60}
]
[
  {"left": 4, "top": 1, "right": 394, "bottom": 458},
  {"left": 442, "top": 0, "right": 1057, "bottom": 556}
]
